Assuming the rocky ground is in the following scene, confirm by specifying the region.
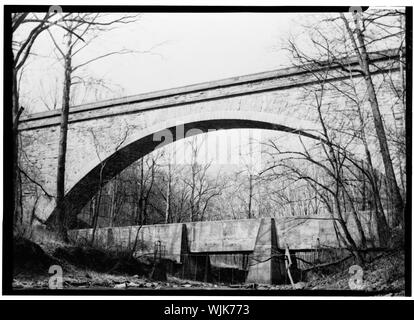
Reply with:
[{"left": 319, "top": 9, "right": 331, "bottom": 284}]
[
  {"left": 12, "top": 237, "right": 406, "bottom": 295},
  {"left": 304, "top": 249, "right": 405, "bottom": 295}
]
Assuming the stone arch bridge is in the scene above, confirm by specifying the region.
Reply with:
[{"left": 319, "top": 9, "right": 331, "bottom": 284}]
[{"left": 18, "top": 49, "right": 401, "bottom": 228}]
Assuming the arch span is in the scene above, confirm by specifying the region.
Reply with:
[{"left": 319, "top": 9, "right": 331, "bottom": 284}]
[
  {"left": 45, "top": 112, "right": 323, "bottom": 227},
  {"left": 19, "top": 50, "right": 400, "bottom": 227}
]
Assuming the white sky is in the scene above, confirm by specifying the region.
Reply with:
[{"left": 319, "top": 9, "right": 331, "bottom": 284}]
[
  {"left": 100, "top": 12, "right": 297, "bottom": 93},
  {"left": 19, "top": 12, "right": 316, "bottom": 112}
]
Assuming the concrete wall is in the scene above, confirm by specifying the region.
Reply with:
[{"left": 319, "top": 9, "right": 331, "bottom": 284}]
[
  {"left": 66, "top": 214, "right": 381, "bottom": 284},
  {"left": 185, "top": 219, "right": 262, "bottom": 252},
  {"left": 275, "top": 210, "right": 380, "bottom": 249},
  {"left": 68, "top": 213, "right": 380, "bottom": 253},
  {"left": 70, "top": 223, "right": 184, "bottom": 262}
]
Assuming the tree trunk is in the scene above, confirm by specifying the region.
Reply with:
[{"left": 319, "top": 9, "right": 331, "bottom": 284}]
[
  {"left": 90, "top": 184, "right": 103, "bottom": 245},
  {"left": 342, "top": 13, "right": 404, "bottom": 226},
  {"left": 361, "top": 164, "right": 366, "bottom": 211},
  {"left": 54, "top": 34, "right": 73, "bottom": 242},
  {"left": 109, "top": 180, "right": 116, "bottom": 227},
  {"left": 397, "top": 15, "right": 406, "bottom": 200},
  {"left": 89, "top": 197, "right": 96, "bottom": 226},
  {"left": 12, "top": 67, "right": 23, "bottom": 227},
  {"left": 354, "top": 96, "right": 390, "bottom": 245},
  {"left": 248, "top": 174, "right": 253, "bottom": 219},
  {"left": 165, "top": 163, "right": 171, "bottom": 224},
  {"left": 334, "top": 185, "right": 364, "bottom": 265},
  {"left": 91, "top": 163, "right": 105, "bottom": 244},
  {"left": 343, "top": 186, "right": 367, "bottom": 248},
  {"left": 138, "top": 158, "right": 145, "bottom": 224},
  {"left": 190, "top": 166, "right": 196, "bottom": 222}
]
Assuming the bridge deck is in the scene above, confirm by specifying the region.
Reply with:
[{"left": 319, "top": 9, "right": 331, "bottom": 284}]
[{"left": 19, "top": 48, "right": 400, "bottom": 130}]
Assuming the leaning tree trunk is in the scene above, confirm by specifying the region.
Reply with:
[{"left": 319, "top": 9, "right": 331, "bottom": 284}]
[
  {"left": 342, "top": 13, "right": 404, "bottom": 227},
  {"left": 356, "top": 104, "right": 390, "bottom": 245}
]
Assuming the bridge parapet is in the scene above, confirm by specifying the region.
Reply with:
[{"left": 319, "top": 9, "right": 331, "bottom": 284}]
[{"left": 19, "top": 49, "right": 400, "bottom": 131}]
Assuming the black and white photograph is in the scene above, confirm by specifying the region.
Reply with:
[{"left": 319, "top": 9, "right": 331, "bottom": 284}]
[{"left": 1, "top": 3, "right": 411, "bottom": 300}]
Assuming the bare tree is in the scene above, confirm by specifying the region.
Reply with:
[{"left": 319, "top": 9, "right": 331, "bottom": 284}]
[
  {"left": 282, "top": 9, "right": 406, "bottom": 245},
  {"left": 11, "top": 12, "right": 55, "bottom": 227},
  {"left": 182, "top": 136, "right": 226, "bottom": 222},
  {"left": 88, "top": 125, "right": 130, "bottom": 245},
  {"left": 234, "top": 163, "right": 262, "bottom": 219},
  {"left": 164, "top": 161, "right": 172, "bottom": 224},
  {"left": 154, "top": 150, "right": 176, "bottom": 224},
  {"left": 44, "top": 13, "right": 138, "bottom": 241},
  {"left": 261, "top": 143, "right": 366, "bottom": 264},
  {"left": 260, "top": 61, "right": 369, "bottom": 262},
  {"left": 285, "top": 10, "right": 405, "bottom": 228},
  {"left": 339, "top": 11, "right": 404, "bottom": 226}
]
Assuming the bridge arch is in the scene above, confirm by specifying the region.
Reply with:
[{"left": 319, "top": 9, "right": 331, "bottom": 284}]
[
  {"left": 19, "top": 50, "right": 400, "bottom": 227},
  {"left": 45, "top": 111, "right": 323, "bottom": 227}
]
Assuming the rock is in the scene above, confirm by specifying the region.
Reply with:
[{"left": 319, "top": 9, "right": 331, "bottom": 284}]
[
  {"left": 127, "top": 282, "right": 140, "bottom": 287},
  {"left": 114, "top": 283, "right": 127, "bottom": 289},
  {"left": 257, "top": 284, "right": 271, "bottom": 290},
  {"left": 294, "top": 282, "right": 307, "bottom": 290},
  {"left": 244, "top": 283, "right": 258, "bottom": 289},
  {"left": 65, "top": 280, "right": 90, "bottom": 287},
  {"left": 12, "top": 281, "right": 24, "bottom": 289}
]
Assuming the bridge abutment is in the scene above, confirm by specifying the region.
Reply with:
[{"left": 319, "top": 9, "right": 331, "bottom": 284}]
[
  {"left": 246, "top": 218, "right": 285, "bottom": 285},
  {"left": 62, "top": 216, "right": 379, "bottom": 285}
]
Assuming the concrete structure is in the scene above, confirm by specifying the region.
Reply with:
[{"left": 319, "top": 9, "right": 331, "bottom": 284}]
[
  {"left": 245, "top": 218, "right": 282, "bottom": 284},
  {"left": 65, "top": 214, "right": 380, "bottom": 284},
  {"left": 18, "top": 49, "right": 401, "bottom": 227}
]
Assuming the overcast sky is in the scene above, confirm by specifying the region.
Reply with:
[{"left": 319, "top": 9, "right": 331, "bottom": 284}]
[
  {"left": 18, "top": 12, "right": 322, "bottom": 112},
  {"left": 97, "top": 12, "right": 300, "bottom": 93}
]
